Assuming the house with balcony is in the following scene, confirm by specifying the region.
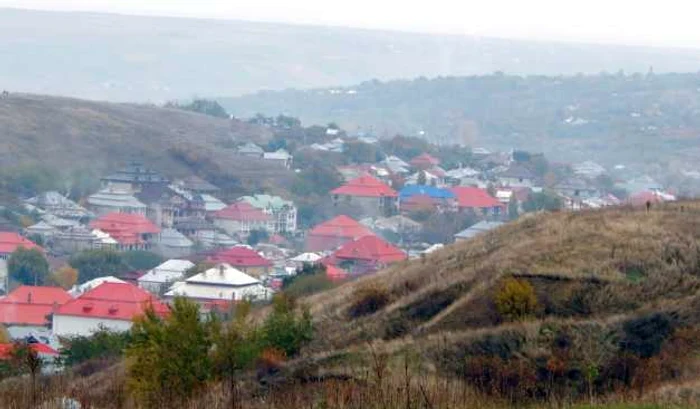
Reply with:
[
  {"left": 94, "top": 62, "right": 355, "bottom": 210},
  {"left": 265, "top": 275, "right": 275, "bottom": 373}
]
[{"left": 238, "top": 194, "right": 297, "bottom": 233}]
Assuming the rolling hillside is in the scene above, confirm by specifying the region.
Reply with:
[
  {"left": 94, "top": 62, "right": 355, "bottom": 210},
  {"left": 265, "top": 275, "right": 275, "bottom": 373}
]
[
  {"left": 221, "top": 73, "right": 700, "bottom": 168},
  {"left": 3, "top": 8, "right": 700, "bottom": 101},
  {"left": 294, "top": 201, "right": 700, "bottom": 403},
  {"left": 0, "top": 93, "right": 291, "bottom": 198}
]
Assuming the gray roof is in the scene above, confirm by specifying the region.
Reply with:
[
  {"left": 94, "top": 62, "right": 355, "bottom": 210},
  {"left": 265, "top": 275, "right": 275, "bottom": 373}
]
[
  {"left": 101, "top": 162, "right": 169, "bottom": 184},
  {"left": 499, "top": 164, "right": 536, "bottom": 180},
  {"left": 178, "top": 176, "right": 220, "bottom": 193},
  {"left": 160, "top": 228, "right": 194, "bottom": 248},
  {"left": 87, "top": 189, "right": 147, "bottom": 210},
  {"left": 455, "top": 221, "right": 505, "bottom": 240},
  {"left": 237, "top": 142, "right": 264, "bottom": 155}
]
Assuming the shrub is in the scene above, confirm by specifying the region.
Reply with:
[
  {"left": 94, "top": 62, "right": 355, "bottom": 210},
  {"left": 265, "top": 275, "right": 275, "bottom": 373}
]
[
  {"left": 494, "top": 278, "right": 538, "bottom": 321},
  {"left": 261, "top": 294, "right": 314, "bottom": 358},
  {"left": 284, "top": 274, "right": 335, "bottom": 298},
  {"left": 348, "top": 284, "right": 391, "bottom": 318},
  {"left": 60, "top": 327, "right": 131, "bottom": 367},
  {"left": 620, "top": 312, "right": 675, "bottom": 358}
]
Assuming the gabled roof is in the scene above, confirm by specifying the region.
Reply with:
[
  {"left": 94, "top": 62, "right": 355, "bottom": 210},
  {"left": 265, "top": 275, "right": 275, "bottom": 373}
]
[
  {"left": 90, "top": 212, "right": 160, "bottom": 245},
  {"left": 159, "top": 228, "right": 194, "bottom": 248},
  {"left": 178, "top": 175, "right": 220, "bottom": 193},
  {"left": 87, "top": 188, "right": 147, "bottom": 210},
  {"left": 0, "top": 343, "right": 59, "bottom": 359},
  {"left": 201, "top": 195, "right": 227, "bottom": 212},
  {"left": 410, "top": 153, "right": 440, "bottom": 167},
  {"left": 69, "top": 276, "right": 126, "bottom": 298},
  {"left": 55, "top": 282, "right": 169, "bottom": 321},
  {"left": 0, "top": 233, "right": 43, "bottom": 255},
  {"left": 208, "top": 247, "right": 273, "bottom": 267},
  {"left": 0, "top": 285, "right": 71, "bottom": 326},
  {"left": 308, "top": 216, "right": 375, "bottom": 239},
  {"left": 139, "top": 259, "right": 195, "bottom": 285},
  {"left": 331, "top": 175, "right": 397, "bottom": 198},
  {"left": 450, "top": 187, "right": 504, "bottom": 209},
  {"left": 290, "top": 252, "right": 322, "bottom": 263},
  {"left": 185, "top": 263, "right": 260, "bottom": 287},
  {"left": 333, "top": 235, "right": 406, "bottom": 264},
  {"left": 213, "top": 202, "right": 272, "bottom": 222},
  {"left": 400, "top": 185, "right": 455, "bottom": 200}
]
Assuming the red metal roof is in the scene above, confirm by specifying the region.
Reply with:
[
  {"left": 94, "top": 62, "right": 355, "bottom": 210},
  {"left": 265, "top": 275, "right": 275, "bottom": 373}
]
[
  {"left": 308, "top": 216, "right": 375, "bottom": 239},
  {"left": 208, "top": 246, "right": 273, "bottom": 267},
  {"left": 213, "top": 202, "right": 272, "bottom": 222},
  {"left": 323, "top": 263, "right": 348, "bottom": 282},
  {"left": 331, "top": 175, "right": 397, "bottom": 198},
  {"left": 90, "top": 212, "right": 160, "bottom": 245},
  {"left": 0, "top": 286, "right": 71, "bottom": 326},
  {"left": 0, "top": 233, "right": 43, "bottom": 256},
  {"left": 333, "top": 235, "right": 407, "bottom": 264},
  {"left": 0, "top": 343, "right": 59, "bottom": 359},
  {"left": 451, "top": 187, "right": 504, "bottom": 209},
  {"left": 4, "top": 286, "right": 71, "bottom": 304},
  {"left": 54, "top": 282, "right": 169, "bottom": 321},
  {"left": 410, "top": 153, "right": 440, "bottom": 167}
]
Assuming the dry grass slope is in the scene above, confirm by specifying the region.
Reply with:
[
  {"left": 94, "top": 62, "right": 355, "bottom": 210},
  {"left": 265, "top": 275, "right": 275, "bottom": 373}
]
[
  {"left": 0, "top": 93, "right": 292, "bottom": 196},
  {"left": 307, "top": 202, "right": 700, "bottom": 350}
]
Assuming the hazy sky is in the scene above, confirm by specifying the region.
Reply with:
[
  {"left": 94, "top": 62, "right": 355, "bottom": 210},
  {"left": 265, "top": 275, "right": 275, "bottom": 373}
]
[{"left": 2, "top": 0, "right": 700, "bottom": 48}]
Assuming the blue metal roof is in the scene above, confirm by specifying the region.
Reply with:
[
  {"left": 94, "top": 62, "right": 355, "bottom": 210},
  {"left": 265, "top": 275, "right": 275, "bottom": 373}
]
[{"left": 399, "top": 185, "right": 455, "bottom": 199}]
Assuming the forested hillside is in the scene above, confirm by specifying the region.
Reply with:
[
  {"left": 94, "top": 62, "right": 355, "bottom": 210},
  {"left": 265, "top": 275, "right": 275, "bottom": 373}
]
[{"left": 221, "top": 73, "right": 700, "bottom": 167}]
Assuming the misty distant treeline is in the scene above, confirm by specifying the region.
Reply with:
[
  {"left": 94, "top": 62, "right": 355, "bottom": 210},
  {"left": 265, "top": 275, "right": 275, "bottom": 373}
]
[{"left": 221, "top": 72, "right": 700, "bottom": 165}]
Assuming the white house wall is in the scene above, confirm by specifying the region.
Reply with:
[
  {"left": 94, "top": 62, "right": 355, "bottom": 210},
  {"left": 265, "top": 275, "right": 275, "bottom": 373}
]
[{"left": 53, "top": 315, "right": 133, "bottom": 337}]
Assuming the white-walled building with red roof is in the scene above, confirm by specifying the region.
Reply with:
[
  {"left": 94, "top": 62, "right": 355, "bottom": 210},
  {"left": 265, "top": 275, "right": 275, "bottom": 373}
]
[
  {"left": 0, "top": 286, "right": 71, "bottom": 331},
  {"left": 53, "top": 282, "right": 169, "bottom": 337},
  {"left": 212, "top": 202, "right": 274, "bottom": 238},
  {"left": 450, "top": 187, "right": 506, "bottom": 216},
  {"left": 207, "top": 246, "right": 273, "bottom": 277},
  {"left": 327, "top": 235, "right": 406, "bottom": 274},
  {"left": 331, "top": 175, "right": 398, "bottom": 218},
  {"left": 90, "top": 212, "right": 160, "bottom": 251}
]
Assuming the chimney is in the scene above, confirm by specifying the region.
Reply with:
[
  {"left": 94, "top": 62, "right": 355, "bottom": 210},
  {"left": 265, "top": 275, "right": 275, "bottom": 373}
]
[
  {"left": 219, "top": 264, "right": 225, "bottom": 276},
  {"left": 27, "top": 291, "right": 32, "bottom": 304}
]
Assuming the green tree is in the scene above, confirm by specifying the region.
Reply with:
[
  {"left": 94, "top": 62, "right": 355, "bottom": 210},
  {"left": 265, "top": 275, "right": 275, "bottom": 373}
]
[
  {"left": 522, "top": 191, "right": 562, "bottom": 213},
  {"left": 343, "top": 141, "right": 384, "bottom": 164},
  {"left": 69, "top": 249, "right": 130, "bottom": 284},
  {"left": 61, "top": 327, "right": 131, "bottom": 367},
  {"left": 417, "top": 170, "right": 427, "bottom": 186},
  {"left": 261, "top": 294, "right": 313, "bottom": 358},
  {"left": 122, "top": 250, "right": 163, "bottom": 271},
  {"left": 211, "top": 302, "right": 262, "bottom": 405},
  {"left": 508, "top": 196, "right": 520, "bottom": 220},
  {"left": 165, "top": 99, "right": 229, "bottom": 118},
  {"left": 8, "top": 247, "right": 49, "bottom": 286},
  {"left": 246, "top": 229, "right": 270, "bottom": 246},
  {"left": 127, "top": 298, "right": 213, "bottom": 407}
]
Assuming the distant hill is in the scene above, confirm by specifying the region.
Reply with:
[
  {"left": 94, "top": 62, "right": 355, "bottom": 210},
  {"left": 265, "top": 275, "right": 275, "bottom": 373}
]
[
  {"left": 0, "top": 93, "right": 291, "bottom": 198},
  {"left": 221, "top": 73, "right": 700, "bottom": 167},
  {"left": 3, "top": 8, "right": 700, "bottom": 101}
]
